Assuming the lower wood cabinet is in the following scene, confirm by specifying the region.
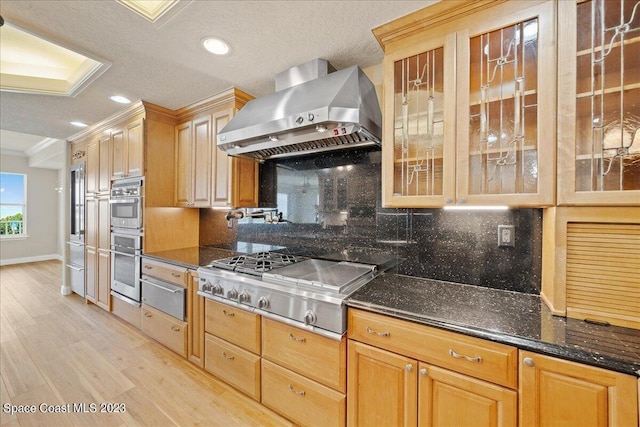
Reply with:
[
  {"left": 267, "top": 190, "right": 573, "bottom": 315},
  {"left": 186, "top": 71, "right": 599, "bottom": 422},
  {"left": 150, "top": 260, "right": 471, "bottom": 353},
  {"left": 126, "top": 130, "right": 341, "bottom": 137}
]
[
  {"left": 262, "top": 359, "right": 346, "bottom": 427},
  {"left": 204, "top": 333, "right": 261, "bottom": 400},
  {"left": 141, "top": 304, "right": 188, "bottom": 358},
  {"left": 519, "top": 350, "right": 638, "bottom": 427},
  {"left": 348, "top": 309, "right": 518, "bottom": 427},
  {"left": 187, "top": 272, "right": 204, "bottom": 367}
]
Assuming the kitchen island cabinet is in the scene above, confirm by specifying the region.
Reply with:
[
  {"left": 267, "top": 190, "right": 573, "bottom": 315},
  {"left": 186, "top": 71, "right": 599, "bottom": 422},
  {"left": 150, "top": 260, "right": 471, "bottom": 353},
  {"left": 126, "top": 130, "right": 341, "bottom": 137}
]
[
  {"left": 174, "top": 88, "right": 259, "bottom": 208},
  {"left": 375, "top": 0, "right": 556, "bottom": 208}
]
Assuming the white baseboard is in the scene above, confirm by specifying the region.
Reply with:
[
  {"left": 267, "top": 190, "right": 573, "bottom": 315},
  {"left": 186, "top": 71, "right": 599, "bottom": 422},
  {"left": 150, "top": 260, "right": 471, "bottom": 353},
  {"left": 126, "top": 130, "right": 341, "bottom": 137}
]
[{"left": 0, "top": 254, "right": 63, "bottom": 266}]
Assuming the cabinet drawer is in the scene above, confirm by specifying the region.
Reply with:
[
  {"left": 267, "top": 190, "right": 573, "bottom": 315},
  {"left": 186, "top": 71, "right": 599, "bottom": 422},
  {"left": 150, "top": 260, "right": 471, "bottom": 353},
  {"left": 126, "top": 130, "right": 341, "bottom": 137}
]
[
  {"left": 348, "top": 308, "right": 517, "bottom": 389},
  {"left": 262, "top": 318, "right": 346, "bottom": 392},
  {"left": 262, "top": 360, "right": 345, "bottom": 427},
  {"left": 141, "top": 305, "right": 188, "bottom": 358},
  {"left": 204, "top": 300, "right": 260, "bottom": 354},
  {"left": 111, "top": 293, "right": 141, "bottom": 329},
  {"left": 141, "top": 258, "right": 187, "bottom": 286},
  {"left": 204, "top": 334, "right": 261, "bottom": 401}
]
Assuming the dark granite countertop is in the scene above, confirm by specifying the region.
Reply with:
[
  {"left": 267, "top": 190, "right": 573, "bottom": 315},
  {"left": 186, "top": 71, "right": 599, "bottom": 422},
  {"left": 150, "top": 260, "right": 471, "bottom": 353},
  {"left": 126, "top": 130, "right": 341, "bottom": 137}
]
[{"left": 347, "top": 273, "right": 640, "bottom": 377}]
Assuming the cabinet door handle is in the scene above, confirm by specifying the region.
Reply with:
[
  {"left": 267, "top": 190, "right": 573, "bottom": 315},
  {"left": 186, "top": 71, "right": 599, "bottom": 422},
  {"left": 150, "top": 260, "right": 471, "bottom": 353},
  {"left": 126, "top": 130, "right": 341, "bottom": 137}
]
[
  {"left": 405, "top": 364, "right": 414, "bottom": 372},
  {"left": 365, "top": 326, "right": 390, "bottom": 337},
  {"left": 222, "top": 352, "right": 234, "bottom": 360},
  {"left": 523, "top": 357, "right": 535, "bottom": 367},
  {"left": 171, "top": 325, "right": 181, "bottom": 332},
  {"left": 288, "top": 333, "right": 306, "bottom": 343},
  {"left": 288, "top": 385, "right": 305, "bottom": 396},
  {"left": 449, "top": 349, "right": 482, "bottom": 363},
  {"left": 222, "top": 310, "right": 235, "bottom": 317},
  {"left": 144, "top": 312, "right": 152, "bottom": 318},
  {"left": 419, "top": 368, "right": 428, "bottom": 377}
]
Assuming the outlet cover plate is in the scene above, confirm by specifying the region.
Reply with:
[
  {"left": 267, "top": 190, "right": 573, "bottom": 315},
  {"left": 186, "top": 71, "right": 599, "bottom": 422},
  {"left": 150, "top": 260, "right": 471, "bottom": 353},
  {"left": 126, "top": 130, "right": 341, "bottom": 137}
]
[{"left": 498, "top": 225, "right": 515, "bottom": 247}]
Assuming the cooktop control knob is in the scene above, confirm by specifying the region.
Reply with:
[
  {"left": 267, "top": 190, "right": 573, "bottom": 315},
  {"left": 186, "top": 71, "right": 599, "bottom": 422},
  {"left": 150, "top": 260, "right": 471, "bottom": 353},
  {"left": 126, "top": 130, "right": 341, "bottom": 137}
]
[
  {"left": 257, "top": 296, "right": 269, "bottom": 309},
  {"left": 238, "top": 291, "right": 250, "bottom": 304},
  {"left": 227, "top": 288, "right": 238, "bottom": 300},
  {"left": 212, "top": 283, "right": 223, "bottom": 295},
  {"left": 295, "top": 115, "right": 304, "bottom": 125},
  {"left": 201, "top": 281, "right": 212, "bottom": 293},
  {"left": 303, "top": 310, "right": 317, "bottom": 326}
]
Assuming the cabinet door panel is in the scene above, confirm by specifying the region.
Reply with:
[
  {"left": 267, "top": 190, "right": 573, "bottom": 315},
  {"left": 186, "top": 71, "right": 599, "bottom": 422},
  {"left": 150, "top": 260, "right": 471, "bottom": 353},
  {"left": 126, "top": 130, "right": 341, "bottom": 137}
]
[
  {"left": 126, "top": 119, "right": 144, "bottom": 178},
  {"left": 418, "top": 363, "right": 516, "bottom": 427},
  {"left": 97, "top": 250, "right": 110, "bottom": 311},
  {"left": 192, "top": 115, "right": 212, "bottom": 206},
  {"left": 86, "top": 139, "right": 99, "bottom": 194},
  {"left": 212, "top": 109, "right": 232, "bottom": 205},
  {"left": 347, "top": 340, "right": 417, "bottom": 427},
  {"left": 519, "top": 350, "right": 638, "bottom": 427},
  {"left": 456, "top": 1, "right": 556, "bottom": 206},
  {"left": 382, "top": 32, "right": 456, "bottom": 208},
  {"left": 558, "top": 0, "right": 640, "bottom": 205},
  {"left": 98, "top": 134, "right": 110, "bottom": 192},
  {"left": 111, "top": 128, "right": 126, "bottom": 180},
  {"left": 174, "top": 121, "right": 192, "bottom": 206}
]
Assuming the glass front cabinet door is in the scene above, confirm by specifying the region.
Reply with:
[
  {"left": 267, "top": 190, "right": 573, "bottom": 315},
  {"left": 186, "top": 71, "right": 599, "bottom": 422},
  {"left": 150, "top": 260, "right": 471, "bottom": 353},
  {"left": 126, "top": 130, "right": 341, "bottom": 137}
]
[
  {"left": 558, "top": 0, "right": 640, "bottom": 205},
  {"left": 380, "top": 1, "right": 556, "bottom": 208}
]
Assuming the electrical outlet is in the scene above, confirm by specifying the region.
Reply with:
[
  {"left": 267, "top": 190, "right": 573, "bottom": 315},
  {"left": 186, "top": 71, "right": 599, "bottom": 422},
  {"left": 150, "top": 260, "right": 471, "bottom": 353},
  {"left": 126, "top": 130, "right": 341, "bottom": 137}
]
[{"left": 498, "top": 225, "right": 515, "bottom": 247}]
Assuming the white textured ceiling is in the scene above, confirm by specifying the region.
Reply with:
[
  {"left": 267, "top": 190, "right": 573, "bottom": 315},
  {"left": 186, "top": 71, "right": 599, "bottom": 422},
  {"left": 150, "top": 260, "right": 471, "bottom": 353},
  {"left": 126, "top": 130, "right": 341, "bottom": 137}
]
[{"left": 0, "top": 0, "right": 430, "bottom": 147}]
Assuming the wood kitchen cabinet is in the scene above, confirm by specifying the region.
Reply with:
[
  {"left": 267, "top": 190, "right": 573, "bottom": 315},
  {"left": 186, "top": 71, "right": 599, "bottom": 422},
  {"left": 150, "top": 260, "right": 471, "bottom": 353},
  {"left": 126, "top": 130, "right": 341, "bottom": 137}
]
[
  {"left": 187, "top": 271, "right": 204, "bottom": 367},
  {"left": 141, "top": 304, "right": 188, "bottom": 358},
  {"left": 557, "top": 0, "right": 640, "bottom": 206},
  {"left": 376, "top": 0, "right": 556, "bottom": 208},
  {"left": 174, "top": 88, "right": 259, "bottom": 208},
  {"left": 111, "top": 118, "right": 144, "bottom": 180},
  {"left": 204, "top": 299, "right": 261, "bottom": 400},
  {"left": 348, "top": 308, "right": 518, "bottom": 427},
  {"left": 519, "top": 350, "right": 638, "bottom": 427},
  {"left": 84, "top": 195, "right": 110, "bottom": 311},
  {"left": 261, "top": 318, "right": 347, "bottom": 427}
]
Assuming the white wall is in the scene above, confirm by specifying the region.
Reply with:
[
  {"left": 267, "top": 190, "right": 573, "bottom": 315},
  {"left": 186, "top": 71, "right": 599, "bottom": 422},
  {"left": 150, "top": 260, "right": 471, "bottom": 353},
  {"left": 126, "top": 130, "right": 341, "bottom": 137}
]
[{"left": 0, "top": 154, "right": 61, "bottom": 265}]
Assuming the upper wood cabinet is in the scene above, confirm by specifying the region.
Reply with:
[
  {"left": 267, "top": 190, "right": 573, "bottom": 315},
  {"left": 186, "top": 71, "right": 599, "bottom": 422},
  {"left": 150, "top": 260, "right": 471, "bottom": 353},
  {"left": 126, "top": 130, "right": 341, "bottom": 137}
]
[
  {"left": 376, "top": 0, "right": 556, "bottom": 208},
  {"left": 174, "top": 88, "right": 259, "bottom": 208},
  {"left": 111, "top": 118, "right": 144, "bottom": 180},
  {"left": 557, "top": 0, "right": 640, "bottom": 206},
  {"left": 85, "top": 133, "right": 111, "bottom": 195}
]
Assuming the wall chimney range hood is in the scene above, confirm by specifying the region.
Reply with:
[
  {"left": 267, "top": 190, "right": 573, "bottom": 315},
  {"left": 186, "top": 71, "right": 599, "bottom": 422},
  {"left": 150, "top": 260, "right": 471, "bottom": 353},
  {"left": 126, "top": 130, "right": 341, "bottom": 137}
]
[{"left": 217, "top": 59, "right": 382, "bottom": 160}]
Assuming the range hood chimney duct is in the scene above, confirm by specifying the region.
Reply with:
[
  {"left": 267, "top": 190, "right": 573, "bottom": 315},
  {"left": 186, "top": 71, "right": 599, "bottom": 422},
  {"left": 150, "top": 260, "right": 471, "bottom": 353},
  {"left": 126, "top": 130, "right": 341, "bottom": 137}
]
[{"left": 217, "top": 58, "right": 382, "bottom": 160}]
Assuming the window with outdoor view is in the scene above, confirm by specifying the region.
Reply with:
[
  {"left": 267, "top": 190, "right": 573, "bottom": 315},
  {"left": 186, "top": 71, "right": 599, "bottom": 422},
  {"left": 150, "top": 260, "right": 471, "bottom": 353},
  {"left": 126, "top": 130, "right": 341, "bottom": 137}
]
[{"left": 0, "top": 173, "right": 27, "bottom": 237}]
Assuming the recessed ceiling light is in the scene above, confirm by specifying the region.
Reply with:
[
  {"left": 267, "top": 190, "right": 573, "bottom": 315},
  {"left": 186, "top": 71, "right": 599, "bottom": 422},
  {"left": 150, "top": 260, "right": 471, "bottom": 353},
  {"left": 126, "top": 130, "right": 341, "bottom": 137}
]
[
  {"left": 202, "top": 37, "right": 230, "bottom": 55},
  {"left": 110, "top": 95, "right": 131, "bottom": 104},
  {"left": 70, "top": 121, "right": 88, "bottom": 128}
]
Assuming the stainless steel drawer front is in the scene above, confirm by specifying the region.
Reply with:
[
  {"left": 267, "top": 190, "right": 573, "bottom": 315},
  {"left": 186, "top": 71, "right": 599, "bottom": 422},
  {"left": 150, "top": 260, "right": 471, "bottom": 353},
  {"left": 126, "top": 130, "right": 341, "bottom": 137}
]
[{"left": 141, "top": 277, "right": 185, "bottom": 320}]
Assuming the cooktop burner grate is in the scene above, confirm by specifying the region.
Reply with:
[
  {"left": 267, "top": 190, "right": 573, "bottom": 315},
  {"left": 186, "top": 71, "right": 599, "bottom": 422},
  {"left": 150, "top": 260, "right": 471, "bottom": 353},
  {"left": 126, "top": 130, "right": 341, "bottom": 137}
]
[{"left": 209, "top": 251, "right": 304, "bottom": 275}]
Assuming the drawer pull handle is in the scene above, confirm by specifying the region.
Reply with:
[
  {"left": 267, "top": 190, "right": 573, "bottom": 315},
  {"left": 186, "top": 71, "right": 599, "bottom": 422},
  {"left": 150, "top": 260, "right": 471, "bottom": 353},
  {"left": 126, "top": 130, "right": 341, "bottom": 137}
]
[
  {"left": 365, "top": 326, "right": 390, "bottom": 337},
  {"left": 288, "top": 385, "right": 305, "bottom": 396},
  {"left": 449, "top": 349, "right": 482, "bottom": 363},
  {"left": 171, "top": 326, "right": 181, "bottom": 332},
  {"left": 289, "top": 333, "right": 306, "bottom": 343},
  {"left": 222, "top": 352, "right": 234, "bottom": 360},
  {"left": 222, "top": 310, "right": 235, "bottom": 317},
  {"left": 144, "top": 312, "right": 152, "bottom": 318},
  {"left": 171, "top": 272, "right": 181, "bottom": 278},
  {"left": 144, "top": 265, "right": 152, "bottom": 269}
]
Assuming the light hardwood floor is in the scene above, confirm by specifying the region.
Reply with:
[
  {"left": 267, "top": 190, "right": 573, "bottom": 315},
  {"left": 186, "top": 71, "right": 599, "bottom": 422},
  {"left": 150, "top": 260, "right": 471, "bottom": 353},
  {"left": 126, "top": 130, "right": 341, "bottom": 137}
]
[{"left": 0, "top": 260, "right": 294, "bottom": 427}]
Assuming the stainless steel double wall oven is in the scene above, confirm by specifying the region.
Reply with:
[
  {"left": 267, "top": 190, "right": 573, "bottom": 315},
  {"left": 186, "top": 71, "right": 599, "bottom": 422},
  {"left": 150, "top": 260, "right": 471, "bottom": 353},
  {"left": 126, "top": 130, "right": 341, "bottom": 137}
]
[{"left": 110, "top": 177, "right": 143, "bottom": 306}]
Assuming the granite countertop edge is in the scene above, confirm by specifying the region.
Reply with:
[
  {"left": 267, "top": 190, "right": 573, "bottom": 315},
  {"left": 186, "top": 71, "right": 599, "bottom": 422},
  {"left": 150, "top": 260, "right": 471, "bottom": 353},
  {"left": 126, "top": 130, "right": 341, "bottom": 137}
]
[{"left": 346, "top": 298, "right": 640, "bottom": 378}]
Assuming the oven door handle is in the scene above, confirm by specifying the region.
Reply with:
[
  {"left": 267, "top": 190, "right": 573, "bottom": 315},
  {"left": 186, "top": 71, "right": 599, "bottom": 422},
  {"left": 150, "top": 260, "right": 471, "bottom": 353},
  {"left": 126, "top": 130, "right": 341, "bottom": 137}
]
[
  {"left": 140, "top": 278, "right": 183, "bottom": 294},
  {"left": 110, "top": 198, "right": 139, "bottom": 204},
  {"left": 111, "top": 249, "right": 140, "bottom": 257}
]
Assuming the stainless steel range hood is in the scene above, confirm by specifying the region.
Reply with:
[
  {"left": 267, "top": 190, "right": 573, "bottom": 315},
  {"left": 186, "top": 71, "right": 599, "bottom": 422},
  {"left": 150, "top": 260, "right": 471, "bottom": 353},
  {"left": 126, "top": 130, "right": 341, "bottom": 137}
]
[{"left": 217, "top": 59, "right": 382, "bottom": 160}]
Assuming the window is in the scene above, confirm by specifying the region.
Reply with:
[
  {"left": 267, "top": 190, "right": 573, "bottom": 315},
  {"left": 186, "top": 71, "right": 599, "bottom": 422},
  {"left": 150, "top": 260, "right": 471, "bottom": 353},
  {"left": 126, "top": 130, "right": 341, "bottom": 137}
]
[{"left": 0, "top": 173, "right": 27, "bottom": 237}]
